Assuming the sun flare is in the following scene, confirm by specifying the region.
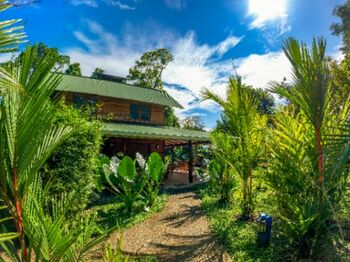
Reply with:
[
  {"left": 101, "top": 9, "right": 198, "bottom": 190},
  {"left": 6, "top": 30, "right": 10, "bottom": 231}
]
[{"left": 248, "top": 0, "right": 288, "bottom": 28}]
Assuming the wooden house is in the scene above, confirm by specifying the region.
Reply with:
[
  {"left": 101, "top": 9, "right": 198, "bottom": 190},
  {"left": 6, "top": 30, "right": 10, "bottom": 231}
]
[{"left": 55, "top": 74, "right": 210, "bottom": 183}]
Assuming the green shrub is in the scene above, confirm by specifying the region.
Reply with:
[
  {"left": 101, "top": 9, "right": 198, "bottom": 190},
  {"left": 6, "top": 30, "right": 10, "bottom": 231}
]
[
  {"left": 104, "top": 156, "right": 146, "bottom": 214},
  {"left": 137, "top": 152, "right": 169, "bottom": 209},
  {"left": 103, "top": 152, "right": 168, "bottom": 213},
  {"left": 43, "top": 103, "right": 103, "bottom": 212},
  {"left": 208, "top": 159, "right": 237, "bottom": 204}
]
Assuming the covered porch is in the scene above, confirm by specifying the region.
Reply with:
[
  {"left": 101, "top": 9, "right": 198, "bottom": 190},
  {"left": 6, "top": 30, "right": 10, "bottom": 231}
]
[{"left": 102, "top": 122, "right": 210, "bottom": 185}]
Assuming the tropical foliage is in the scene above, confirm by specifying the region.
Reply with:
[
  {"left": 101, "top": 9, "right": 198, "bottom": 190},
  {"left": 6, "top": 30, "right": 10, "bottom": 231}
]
[
  {"left": 42, "top": 102, "right": 103, "bottom": 213},
  {"left": 266, "top": 37, "right": 350, "bottom": 257},
  {"left": 202, "top": 77, "right": 268, "bottom": 218},
  {"left": 103, "top": 152, "right": 168, "bottom": 214},
  {"left": 127, "top": 48, "right": 173, "bottom": 90},
  {"left": 207, "top": 159, "right": 236, "bottom": 203},
  {"left": 0, "top": 44, "right": 105, "bottom": 260}
]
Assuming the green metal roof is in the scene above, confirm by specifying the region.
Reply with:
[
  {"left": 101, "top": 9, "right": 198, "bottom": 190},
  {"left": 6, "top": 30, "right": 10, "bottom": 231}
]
[
  {"left": 103, "top": 123, "right": 210, "bottom": 143},
  {"left": 55, "top": 74, "right": 183, "bottom": 109}
]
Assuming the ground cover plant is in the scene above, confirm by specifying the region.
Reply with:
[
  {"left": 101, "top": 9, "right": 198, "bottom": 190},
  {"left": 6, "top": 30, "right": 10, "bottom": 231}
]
[
  {"left": 201, "top": 37, "right": 350, "bottom": 261},
  {"left": 102, "top": 152, "right": 169, "bottom": 214}
]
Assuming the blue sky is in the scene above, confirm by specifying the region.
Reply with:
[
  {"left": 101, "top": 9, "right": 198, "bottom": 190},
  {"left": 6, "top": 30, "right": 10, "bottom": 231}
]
[{"left": 2, "top": 0, "right": 346, "bottom": 129}]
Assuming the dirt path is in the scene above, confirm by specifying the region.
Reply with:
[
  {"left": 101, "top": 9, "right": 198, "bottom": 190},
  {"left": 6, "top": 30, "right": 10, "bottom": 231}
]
[{"left": 108, "top": 189, "right": 231, "bottom": 262}]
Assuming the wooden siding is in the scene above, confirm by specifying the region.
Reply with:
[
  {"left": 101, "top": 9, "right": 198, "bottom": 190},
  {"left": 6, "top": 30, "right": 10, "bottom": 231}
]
[{"left": 61, "top": 91, "right": 165, "bottom": 125}]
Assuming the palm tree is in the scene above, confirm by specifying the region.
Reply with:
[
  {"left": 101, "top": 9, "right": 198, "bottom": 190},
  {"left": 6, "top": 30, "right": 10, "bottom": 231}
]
[
  {"left": 268, "top": 38, "right": 350, "bottom": 257},
  {"left": 202, "top": 77, "right": 268, "bottom": 218},
  {"left": 0, "top": 0, "right": 26, "bottom": 244},
  {"left": 0, "top": 45, "right": 76, "bottom": 260}
]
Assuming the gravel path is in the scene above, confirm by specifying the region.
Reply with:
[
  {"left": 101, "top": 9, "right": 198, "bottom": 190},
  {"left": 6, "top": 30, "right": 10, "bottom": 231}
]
[{"left": 108, "top": 189, "right": 231, "bottom": 262}]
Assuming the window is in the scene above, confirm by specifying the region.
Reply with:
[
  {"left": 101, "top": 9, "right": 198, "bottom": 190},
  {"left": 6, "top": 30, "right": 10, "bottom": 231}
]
[
  {"left": 130, "top": 104, "right": 150, "bottom": 121},
  {"left": 73, "top": 95, "right": 84, "bottom": 108},
  {"left": 73, "top": 95, "right": 96, "bottom": 110}
]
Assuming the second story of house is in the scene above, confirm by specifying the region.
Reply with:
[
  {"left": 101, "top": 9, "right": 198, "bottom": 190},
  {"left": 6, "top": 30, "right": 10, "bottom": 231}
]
[{"left": 55, "top": 74, "right": 183, "bottom": 126}]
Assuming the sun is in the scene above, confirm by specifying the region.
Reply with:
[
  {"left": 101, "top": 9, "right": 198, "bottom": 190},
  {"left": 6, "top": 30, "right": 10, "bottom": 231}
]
[{"left": 248, "top": 0, "right": 288, "bottom": 28}]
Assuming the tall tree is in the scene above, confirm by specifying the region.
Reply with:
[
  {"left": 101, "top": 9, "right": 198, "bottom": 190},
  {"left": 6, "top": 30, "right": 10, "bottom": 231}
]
[
  {"left": 127, "top": 48, "right": 179, "bottom": 127},
  {"left": 331, "top": 0, "right": 350, "bottom": 54},
  {"left": 65, "top": 62, "right": 82, "bottom": 76},
  {"left": 91, "top": 67, "right": 104, "bottom": 79},
  {"left": 181, "top": 115, "right": 205, "bottom": 130},
  {"left": 18, "top": 42, "right": 70, "bottom": 71},
  {"left": 127, "top": 48, "right": 173, "bottom": 90},
  {"left": 329, "top": 55, "right": 350, "bottom": 109}
]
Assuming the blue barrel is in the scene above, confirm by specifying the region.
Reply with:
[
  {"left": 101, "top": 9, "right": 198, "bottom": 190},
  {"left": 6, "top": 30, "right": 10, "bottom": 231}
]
[{"left": 257, "top": 213, "right": 272, "bottom": 247}]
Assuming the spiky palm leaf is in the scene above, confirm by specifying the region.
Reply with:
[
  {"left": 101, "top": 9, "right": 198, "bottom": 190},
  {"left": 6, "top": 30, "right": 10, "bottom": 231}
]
[
  {"left": 0, "top": 46, "right": 75, "bottom": 261},
  {"left": 202, "top": 77, "right": 268, "bottom": 217},
  {"left": 268, "top": 38, "right": 350, "bottom": 257},
  {"left": 0, "top": 0, "right": 26, "bottom": 53},
  {"left": 0, "top": 0, "right": 26, "bottom": 246}
]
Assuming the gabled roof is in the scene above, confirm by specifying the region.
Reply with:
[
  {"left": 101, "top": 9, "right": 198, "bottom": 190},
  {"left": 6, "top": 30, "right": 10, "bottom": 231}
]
[
  {"left": 103, "top": 123, "right": 209, "bottom": 145},
  {"left": 55, "top": 74, "right": 183, "bottom": 109}
]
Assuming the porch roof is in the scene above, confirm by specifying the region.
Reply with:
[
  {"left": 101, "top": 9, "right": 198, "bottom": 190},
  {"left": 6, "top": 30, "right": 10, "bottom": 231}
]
[{"left": 103, "top": 123, "right": 210, "bottom": 146}]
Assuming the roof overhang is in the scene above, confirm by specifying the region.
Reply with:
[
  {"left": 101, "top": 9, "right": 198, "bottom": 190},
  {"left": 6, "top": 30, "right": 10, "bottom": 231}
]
[
  {"left": 55, "top": 74, "right": 183, "bottom": 109},
  {"left": 103, "top": 123, "right": 210, "bottom": 146}
]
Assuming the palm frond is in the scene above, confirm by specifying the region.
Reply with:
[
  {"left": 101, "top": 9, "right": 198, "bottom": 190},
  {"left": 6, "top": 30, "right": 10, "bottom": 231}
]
[{"left": 0, "top": 0, "right": 26, "bottom": 53}]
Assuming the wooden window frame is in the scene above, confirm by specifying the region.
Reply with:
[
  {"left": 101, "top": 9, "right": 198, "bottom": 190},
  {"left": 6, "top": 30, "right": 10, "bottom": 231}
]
[{"left": 130, "top": 103, "right": 151, "bottom": 121}]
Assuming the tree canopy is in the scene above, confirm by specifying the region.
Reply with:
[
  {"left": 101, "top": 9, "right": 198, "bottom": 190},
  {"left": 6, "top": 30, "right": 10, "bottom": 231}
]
[
  {"left": 91, "top": 67, "right": 105, "bottom": 79},
  {"left": 127, "top": 48, "right": 180, "bottom": 127},
  {"left": 65, "top": 62, "right": 82, "bottom": 76},
  {"left": 331, "top": 0, "right": 350, "bottom": 54},
  {"left": 181, "top": 116, "right": 205, "bottom": 131},
  {"left": 23, "top": 42, "right": 70, "bottom": 70},
  {"left": 127, "top": 48, "right": 173, "bottom": 90}
]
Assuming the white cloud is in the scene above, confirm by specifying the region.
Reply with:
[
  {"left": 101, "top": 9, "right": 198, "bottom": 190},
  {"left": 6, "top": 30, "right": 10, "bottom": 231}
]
[
  {"left": 0, "top": 53, "right": 16, "bottom": 63},
  {"left": 69, "top": 0, "right": 98, "bottom": 7},
  {"left": 236, "top": 52, "right": 291, "bottom": 89},
  {"left": 64, "top": 20, "right": 293, "bottom": 124},
  {"left": 247, "top": 0, "right": 288, "bottom": 28},
  {"left": 107, "top": 1, "right": 136, "bottom": 10},
  {"left": 69, "top": 0, "right": 137, "bottom": 9},
  {"left": 164, "top": 0, "right": 186, "bottom": 10}
]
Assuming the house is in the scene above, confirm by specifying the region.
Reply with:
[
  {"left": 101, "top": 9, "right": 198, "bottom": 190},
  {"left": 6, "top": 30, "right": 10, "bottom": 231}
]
[{"left": 55, "top": 73, "right": 210, "bottom": 183}]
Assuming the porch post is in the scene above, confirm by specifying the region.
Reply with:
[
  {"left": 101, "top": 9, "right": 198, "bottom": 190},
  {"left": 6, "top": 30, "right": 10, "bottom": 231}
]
[{"left": 188, "top": 140, "right": 193, "bottom": 183}]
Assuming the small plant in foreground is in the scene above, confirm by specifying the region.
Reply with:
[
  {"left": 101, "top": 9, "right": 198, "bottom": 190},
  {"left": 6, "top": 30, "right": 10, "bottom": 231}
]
[
  {"left": 136, "top": 152, "right": 169, "bottom": 209},
  {"left": 104, "top": 156, "right": 145, "bottom": 214},
  {"left": 208, "top": 158, "right": 236, "bottom": 204},
  {"left": 103, "top": 152, "right": 168, "bottom": 213}
]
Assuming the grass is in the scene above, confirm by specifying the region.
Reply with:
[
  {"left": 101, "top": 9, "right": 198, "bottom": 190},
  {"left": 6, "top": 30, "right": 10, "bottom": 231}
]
[
  {"left": 199, "top": 184, "right": 350, "bottom": 262},
  {"left": 88, "top": 193, "right": 167, "bottom": 232}
]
